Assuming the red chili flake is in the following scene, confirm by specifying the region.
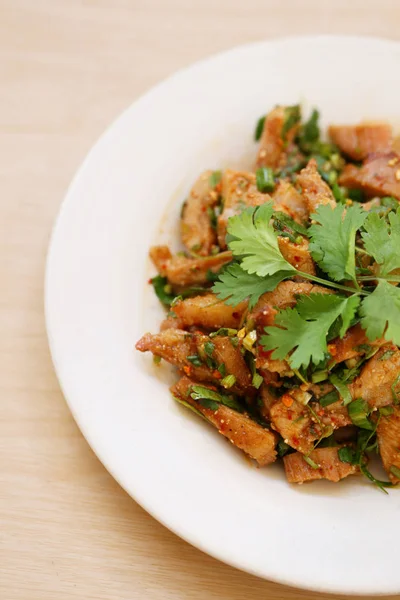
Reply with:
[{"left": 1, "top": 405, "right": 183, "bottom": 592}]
[
  {"left": 282, "top": 394, "right": 294, "bottom": 408},
  {"left": 183, "top": 366, "right": 192, "bottom": 376},
  {"left": 258, "top": 347, "right": 274, "bottom": 360},
  {"left": 148, "top": 278, "right": 153, "bottom": 284},
  {"left": 232, "top": 312, "right": 239, "bottom": 319},
  {"left": 294, "top": 255, "right": 301, "bottom": 263},
  {"left": 213, "top": 370, "right": 222, "bottom": 379},
  {"left": 292, "top": 435, "right": 299, "bottom": 446}
]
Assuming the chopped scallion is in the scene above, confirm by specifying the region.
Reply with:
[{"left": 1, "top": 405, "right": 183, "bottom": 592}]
[
  {"left": 390, "top": 465, "right": 400, "bottom": 479},
  {"left": 187, "top": 355, "right": 203, "bottom": 367},
  {"left": 252, "top": 372, "right": 263, "bottom": 389},
  {"left": 348, "top": 398, "right": 374, "bottom": 430},
  {"left": 256, "top": 167, "right": 275, "bottom": 193},
  {"left": 254, "top": 115, "right": 266, "bottom": 141},
  {"left": 221, "top": 374, "right": 236, "bottom": 389},
  {"left": 319, "top": 390, "right": 340, "bottom": 407}
]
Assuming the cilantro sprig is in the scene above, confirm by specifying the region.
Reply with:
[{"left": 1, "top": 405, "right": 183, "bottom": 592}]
[
  {"left": 309, "top": 203, "right": 367, "bottom": 285},
  {"left": 261, "top": 294, "right": 360, "bottom": 369},
  {"left": 213, "top": 202, "right": 400, "bottom": 368}
]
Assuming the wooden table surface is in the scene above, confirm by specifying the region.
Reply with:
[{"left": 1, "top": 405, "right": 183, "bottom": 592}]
[{"left": 2, "top": 2, "right": 400, "bottom": 598}]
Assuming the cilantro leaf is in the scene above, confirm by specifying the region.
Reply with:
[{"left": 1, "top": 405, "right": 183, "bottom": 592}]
[
  {"left": 212, "top": 263, "right": 292, "bottom": 308},
  {"left": 360, "top": 280, "right": 400, "bottom": 345},
  {"left": 361, "top": 208, "right": 400, "bottom": 276},
  {"left": 339, "top": 294, "right": 361, "bottom": 337},
  {"left": 261, "top": 294, "right": 358, "bottom": 369},
  {"left": 309, "top": 204, "right": 367, "bottom": 283},
  {"left": 227, "top": 204, "right": 296, "bottom": 277}
]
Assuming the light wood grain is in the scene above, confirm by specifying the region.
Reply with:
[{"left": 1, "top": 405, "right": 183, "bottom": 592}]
[{"left": 1, "top": 2, "right": 399, "bottom": 598}]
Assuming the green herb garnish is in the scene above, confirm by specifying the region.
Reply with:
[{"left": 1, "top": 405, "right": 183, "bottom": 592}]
[
  {"left": 329, "top": 373, "right": 353, "bottom": 406},
  {"left": 319, "top": 390, "right": 340, "bottom": 407},
  {"left": 390, "top": 465, "right": 400, "bottom": 479},
  {"left": 151, "top": 275, "right": 175, "bottom": 306},
  {"left": 254, "top": 115, "right": 265, "bottom": 141},
  {"left": 281, "top": 105, "right": 301, "bottom": 141},
  {"left": 256, "top": 167, "right": 275, "bottom": 193},
  {"left": 190, "top": 385, "right": 242, "bottom": 412},
  {"left": 209, "top": 170, "right": 222, "bottom": 188},
  {"left": 187, "top": 355, "right": 203, "bottom": 367},
  {"left": 348, "top": 398, "right": 374, "bottom": 430},
  {"left": 221, "top": 374, "right": 236, "bottom": 389},
  {"left": 204, "top": 341, "right": 215, "bottom": 357}
]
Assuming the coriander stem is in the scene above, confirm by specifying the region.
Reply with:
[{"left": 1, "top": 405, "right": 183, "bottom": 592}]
[
  {"left": 355, "top": 246, "right": 371, "bottom": 256},
  {"left": 358, "top": 276, "right": 400, "bottom": 283},
  {"left": 296, "top": 271, "right": 367, "bottom": 295}
]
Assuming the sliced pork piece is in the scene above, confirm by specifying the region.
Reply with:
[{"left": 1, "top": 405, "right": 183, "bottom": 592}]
[
  {"left": 269, "top": 392, "right": 351, "bottom": 454},
  {"left": 377, "top": 406, "right": 400, "bottom": 483},
  {"left": 249, "top": 281, "right": 332, "bottom": 324},
  {"left": 317, "top": 400, "right": 352, "bottom": 429},
  {"left": 278, "top": 236, "right": 316, "bottom": 275},
  {"left": 339, "top": 152, "right": 400, "bottom": 200},
  {"left": 150, "top": 245, "right": 232, "bottom": 287},
  {"left": 136, "top": 329, "right": 252, "bottom": 394},
  {"left": 297, "top": 158, "right": 336, "bottom": 212},
  {"left": 328, "top": 123, "right": 392, "bottom": 160},
  {"left": 172, "top": 376, "right": 277, "bottom": 466},
  {"left": 173, "top": 293, "right": 247, "bottom": 331},
  {"left": 349, "top": 345, "right": 400, "bottom": 408},
  {"left": 150, "top": 245, "right": 173, "bottom": 275},
  {"left": 269, "top": 396, "right": 318, "bottom": 454},
  {"left": 212, "top": 335, "right": 253, "bottom": 392},
  {"left": 217, "top": 170, "right": 270, "bottom": 248},
  {"left": 181, "top": 170, "right": 219, "bottom": 255},
  {"left": 283, "top": 447, "right": 358, "bottom": 484},
  {"left": 136, "top": 328, "right": 211, "bottom": 380},
  {"left": 159, "top": 315, "right": 184, "bottom": 331},
  {"left": 328, "top": 323, "right": 385, "bottom": 366},
  {"left": 273, "top": 180, "right": 309, "bottom": 224},
  {"left": 256, "top": 106, "right": 299, "bottom": 170}
]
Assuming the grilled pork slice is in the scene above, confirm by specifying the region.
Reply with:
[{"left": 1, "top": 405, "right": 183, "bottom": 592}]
[
  {"left": 328, "top": 323, "right": 385, "bottom": 366},
  {"left": 256, "top": 106, "right": 299, "bottom": 170},
  {"left": 180, "top": 170, "right": 219, "bottom": 255},
  {"left": 297, "top": 158, "right": 336, "bottom": 212},
  {"left": 272, "top": 180, "right": 308, "bottom": 224},
  {"left": 249, "top": 281, "right": 333, "bottom": 325},
  {"left": 172, "top": 293, "right": 247, "bottom": 330},
  {"left": 328, "top": 122, "right": 392, "bottom": 160},
  {"left": 259, "top": 382, "right": 280, "bottom": 420},
  {"left": 269, "top": 394, "right": 351, "bottom": 454},
  {"left": 149, "top": 245, "right": 232, "bottom": 287},
  {"left": 278, "top": 236, "right": 316, "bottom": 275},
  {"left": 349, "top": 345, "right": 400, "bottom": 408},
  {"left": 269, "top": 397, "right": 317, "bottom": 454},
  {"left": 377, "top": 406, "right": 400, "bottom": 484},
  {"left": 217, "top": 169, "right": 270, "bottom": 248},
  {"left": 172, "top": 376, "right": 277, "bottom": 466},
  {"left": 339, "top": 152, "right": 400, "bottom": 200},
  {"left": 136, "top": 329, "right": 253, "bottom": 394},
  {"left": 283, "top": 447, "right": 358, "bottom": 484}
]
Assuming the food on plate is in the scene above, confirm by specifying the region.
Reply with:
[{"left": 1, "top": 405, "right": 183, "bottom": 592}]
[{"left": 136, "top": 105, "right": 400, "bottom": 490}]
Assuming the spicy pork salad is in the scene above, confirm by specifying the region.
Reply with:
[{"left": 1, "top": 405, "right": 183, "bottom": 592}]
[{"left": 136, "top": 105, "right": 400, "bottom": 490}]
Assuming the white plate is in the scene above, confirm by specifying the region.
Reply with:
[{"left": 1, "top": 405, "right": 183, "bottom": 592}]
[{"left": 45, "top": 36, "right": 400, "bottom": 595}]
